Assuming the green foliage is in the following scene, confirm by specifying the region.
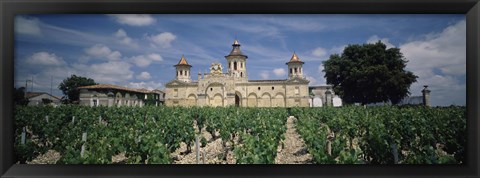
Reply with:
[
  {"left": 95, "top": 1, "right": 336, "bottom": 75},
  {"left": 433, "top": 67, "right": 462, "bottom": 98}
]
[
  {"left": 14, "top": 87, "right": 29, "bottom": 106},
  {"left": 14, "top": 105, "right": 465, "bottom": 164},
  {"left": 322, "top": 41, "right": 418, "bottom": 105},
  {"left": 42, "top": 98, "right": 53, "bottom": 105},
  {"left": 58, "top": 75, "right": 96, "bottom": 104},
  {"left": 291, "top": 106, "right": 466, "bottom": 164}
]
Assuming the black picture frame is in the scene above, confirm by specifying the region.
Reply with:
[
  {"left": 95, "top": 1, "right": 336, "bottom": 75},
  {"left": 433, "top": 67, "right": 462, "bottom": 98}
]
[{"left": 1, "top": 0, "right": 479, "bottom": 177}]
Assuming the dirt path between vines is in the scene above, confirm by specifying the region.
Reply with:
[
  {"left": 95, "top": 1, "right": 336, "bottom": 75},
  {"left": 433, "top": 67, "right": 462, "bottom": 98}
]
[{"left": 274, "top": 116, "right": 313, "bottom": 164}]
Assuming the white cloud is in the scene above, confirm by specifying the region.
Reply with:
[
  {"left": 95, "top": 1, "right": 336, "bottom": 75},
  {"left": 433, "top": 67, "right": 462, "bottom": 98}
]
[
  {"left": 329, "top": 45, "right": 347, "bottom": 55},
  {"left": 72, "top": 61, "right": 134, "bottom": 84},
  {"left": 15, "top": 16, "right": 42, "bottom": 36},
  {"left": 148, "top": 32, "right": 176, "bottom": 48},
  {"left": 318, "top": 64, "right": 324, "bottom": 74},
  {"left": 85, "top": 44, "right": 122, "bottom": 61},
  {"left": 312, "top": 47, "right": 328, "bottom": 57},
  {"left": 114, "top": 29, "right": 138, "bottom": 48},
  {"left": 259, "top": 70, "right": 269, "bottom": 79},
  {"left": 400, "top": 20, "right": 466, "bottom": 106},
  {"left": 367, "top": 35, "right": 395, "bottom": 49},
  {"left": 127, "top": 81, "right": 163, "bottom": 90},
  {"left": 272, "top": 68, "right": 286, "bottom": 77},
  {"left": 26, "top": 52, "right": 65, "bottom": 66},
  {"left": 136, "top": 71, "right": 152, "bottom": 80},
  {"left": 109, "top": 14, "right": 156, "bottom": 26},
  {"left": 130, "top": 53, "right": 164, "bottom": 67}
]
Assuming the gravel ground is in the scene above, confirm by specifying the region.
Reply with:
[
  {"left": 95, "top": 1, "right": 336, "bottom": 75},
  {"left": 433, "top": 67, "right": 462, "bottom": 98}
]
[
  {"left": 26, "top": 149, "right": 61, "bottom": 164},
  {"left": 172, "top": 127, "right": 236, "bottom": 164},
  {"left": 275, "top": 116, "right": 313, "bottom": 164}
]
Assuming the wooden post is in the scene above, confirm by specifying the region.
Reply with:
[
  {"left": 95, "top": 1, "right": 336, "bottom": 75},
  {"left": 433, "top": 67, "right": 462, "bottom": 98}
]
[
  {"left": 391, "top": 143, "right": 399, "bottom": 164},
  {"left": 72, "top": 116, "right": 75, "bottom": 124},
  {"left": 202, "top": 151, "right": 206, "bottom": 164},
  {"left": 45, "top": 115, "right": 49, "bottom": 123},
  {"left": 81, "top": 132, "right": 87, "bottom": 158},
  {"left": 196, "top": 136, "right": 199, "bottom": 164},
  {"left": 21, "top": 127, "right": 26, "bottom": 145},
  {"left": 82, "top": 132, "right": 87, "bottom": 142}
]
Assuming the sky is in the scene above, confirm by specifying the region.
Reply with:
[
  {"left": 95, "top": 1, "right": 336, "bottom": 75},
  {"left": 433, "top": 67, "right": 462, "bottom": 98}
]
[{"left": 14, "top": 14, "right": 466, "bottom": 106}]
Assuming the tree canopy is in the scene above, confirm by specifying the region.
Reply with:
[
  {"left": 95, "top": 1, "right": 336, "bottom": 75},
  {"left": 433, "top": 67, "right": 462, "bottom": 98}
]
[
  {"left": 14, "top": 87, "right": 29, "bottom": 105},
  {"left": 322, "top": 41, "right": 418, "bottom": 105},
  {"left": 58, "top": 75, "right": 97, "bottom": 103}
]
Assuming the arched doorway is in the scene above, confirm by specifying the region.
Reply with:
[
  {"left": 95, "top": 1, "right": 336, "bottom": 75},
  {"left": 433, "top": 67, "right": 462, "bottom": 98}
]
[{"left": 235, "top": 94, "right": 241, "bottom": 107}]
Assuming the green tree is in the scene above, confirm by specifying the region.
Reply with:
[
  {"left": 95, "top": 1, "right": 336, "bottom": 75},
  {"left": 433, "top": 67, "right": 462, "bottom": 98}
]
[
  {"left": 14, "top": 87, "right": 29, "bottom": 105},
  {"left": 322, "top": 41, "right": 418, "bottom": 105},
  {"left": 58, "top": 75, "right": 97, "bottom": 104}
]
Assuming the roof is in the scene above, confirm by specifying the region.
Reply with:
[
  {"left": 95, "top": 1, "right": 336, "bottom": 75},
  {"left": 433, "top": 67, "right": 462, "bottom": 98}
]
[
  {"left": 78, "top": 84, "right": 162, "bottom": 94},
  {"left": 175, "top": 55, "right": 191, "bottom": 67},
  {"left": 226, "top": 39, "right": 248, "bottom": 58},
  {"left": 26, "top": 92, "right": 61, "bottom": 100},
  {"left": 286, "top": 52, "right": 304, "bottom": 64},
  {"left": 248, "top": 79, "right": 287, "bottom": 82}
]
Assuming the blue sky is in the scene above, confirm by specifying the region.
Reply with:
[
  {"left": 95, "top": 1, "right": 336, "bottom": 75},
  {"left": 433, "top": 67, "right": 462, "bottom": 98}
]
[{"left": 14, "top": 14, "right": 466, "bottom": 106}]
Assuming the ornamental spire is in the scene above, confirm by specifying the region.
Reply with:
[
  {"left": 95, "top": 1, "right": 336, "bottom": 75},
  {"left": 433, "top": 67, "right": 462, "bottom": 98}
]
[
  {"left": 226, "top": 39, "right": 248, "bottom": 58},
  {"left": 286, "top": 52, "right": 305, "bottom": 64},
  {"left": 175, "top": 55, "right": 191, "bottom": 67}
]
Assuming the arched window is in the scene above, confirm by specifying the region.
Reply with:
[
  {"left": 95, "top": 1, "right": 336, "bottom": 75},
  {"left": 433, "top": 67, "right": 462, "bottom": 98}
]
[
  {"left": 290, "top": 68, "right": 293, "bottom": 74},
  {"left": 294, "top": 68, "right": 297, "bottom": 74},
  {"left": 180, "top": 70, "right": 183, "bottom": 75},
  {"left": 234, "top": 62, "right": 237, "bottom": 70},
  {"left": 240, "top": 72, "right": 243, "bottom": 77}
]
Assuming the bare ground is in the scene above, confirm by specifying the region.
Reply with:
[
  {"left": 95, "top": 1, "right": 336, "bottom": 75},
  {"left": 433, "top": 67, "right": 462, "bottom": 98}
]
[{"left": 275, "top": 116, "right": 313, "bottom": 164}]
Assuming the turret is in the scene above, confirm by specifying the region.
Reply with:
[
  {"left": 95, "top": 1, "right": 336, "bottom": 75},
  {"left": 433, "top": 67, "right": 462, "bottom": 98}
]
[
  {"left": 286, "top": 52, "right": 304, "bottom": 79},
  {"left": 174, "top": 55, "right": 192, "bottom": 82},
  {"left": 225, "top": 39, "right": 248, "bottom": 79}
]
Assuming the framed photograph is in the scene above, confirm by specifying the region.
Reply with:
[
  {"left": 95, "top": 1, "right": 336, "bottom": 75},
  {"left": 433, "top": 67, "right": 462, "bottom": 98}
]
[{"left": 1, "top": 0, "right": 479, "bottom": 177}]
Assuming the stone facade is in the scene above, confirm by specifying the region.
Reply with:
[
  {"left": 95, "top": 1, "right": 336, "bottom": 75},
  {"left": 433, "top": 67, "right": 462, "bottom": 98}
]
[{"left": 165, "top": 40, "right": 310, "bottom": 107}]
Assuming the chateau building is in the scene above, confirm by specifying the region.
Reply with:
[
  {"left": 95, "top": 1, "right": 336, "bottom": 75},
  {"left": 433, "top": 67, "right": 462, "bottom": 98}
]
[
  {"left": 164, "top": 40, "right": 310, "bottom": 107},
  {"left": 78, "top": 84, "right": 164, "bottom": 107}
]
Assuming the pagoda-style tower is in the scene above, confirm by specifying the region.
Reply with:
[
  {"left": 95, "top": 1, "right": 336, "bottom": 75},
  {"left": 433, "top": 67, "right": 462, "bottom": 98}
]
[
  {"left": 286, "top": 52, "right": 304, "bottom": 79},
  {"left": 225, "top": 39, "right": 248, "bottom": 79},
  {"left": 174, "top": 55, "right": 192, "bottom": 82}
]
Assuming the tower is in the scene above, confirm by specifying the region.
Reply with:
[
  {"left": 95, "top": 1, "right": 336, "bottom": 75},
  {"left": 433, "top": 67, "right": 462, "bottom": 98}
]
[
  {"left": 225, "top": 39, "right": 248, "bottom": 79},
  {"left": 286, "top": 52, "right": 304, "bottom": 79},
  {"left": 174, "top": 55, "right": 192, "bottom": 82}
]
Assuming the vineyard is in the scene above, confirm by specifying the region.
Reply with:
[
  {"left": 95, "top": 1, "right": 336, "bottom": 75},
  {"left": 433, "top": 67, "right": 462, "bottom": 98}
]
[{"left": 13, "top": 105, "right": 465, "bottom": 164}]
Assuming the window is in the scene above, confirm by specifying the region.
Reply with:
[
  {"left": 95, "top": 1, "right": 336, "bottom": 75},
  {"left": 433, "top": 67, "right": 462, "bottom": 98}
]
[
  {"left": 290, "top": 68, "right": 293, "bottom": 74},
  {"left": 93, "top": 99, "right": 98, "bottom": 106},
  {"left": 272, "top": 87, "right": 274, "bottom": 90},
  {"left": 210, "top": 88, "right": 213, "bottom": 91},
  {"left": 180, "top": 71, "right": 183, "bottom": 75},
  {"left": 294, "top": 68, "right": 297, "bottom": 73},
  {"left": 295, "top": 87, "right": 299, "bottom": 95},
  {"left": 258, "top": 87, "right": 261, "bottom": 90},
  {"left": 240, "top": 72, "right": 243, "bottom": 77},
  {"left": 174, "top": 89, "right": 178, "bottom": 97},
  {"left": 234, "top": 62, "right": 237, "bottom": 70}
]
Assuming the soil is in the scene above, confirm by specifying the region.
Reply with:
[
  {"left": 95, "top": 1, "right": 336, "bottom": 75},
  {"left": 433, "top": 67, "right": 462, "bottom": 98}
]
[{"left": 274, "top": 116, "right": 314, "bottom": 164}]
